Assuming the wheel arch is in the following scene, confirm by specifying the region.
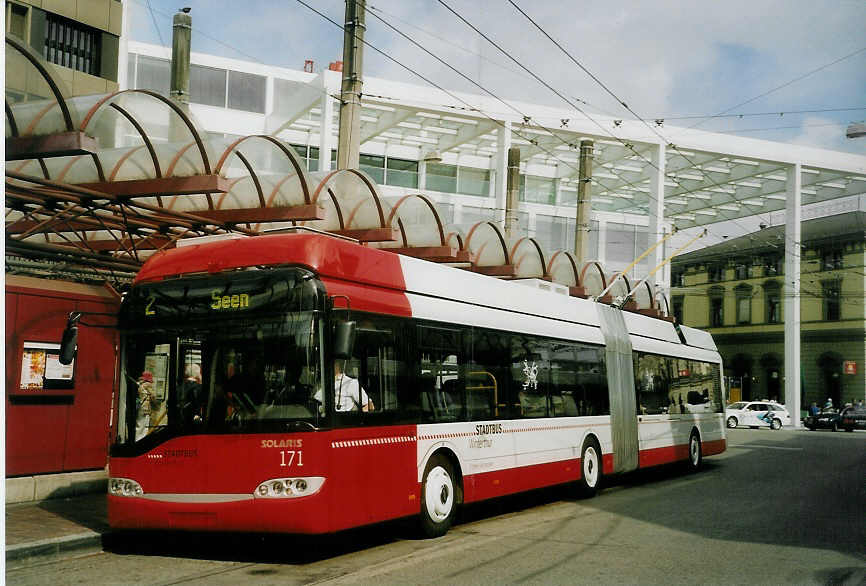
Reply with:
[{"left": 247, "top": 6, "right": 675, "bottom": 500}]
[
  {"left": 578, "top": 430, "right": 607, "bottom": 474},
  {"left": 419, "top": 443, "right": 464, "bottom": 499}
]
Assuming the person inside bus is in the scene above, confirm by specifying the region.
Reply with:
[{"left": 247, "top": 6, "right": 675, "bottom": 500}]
[
  {"left": 224, "top": 354, "right": 266, "bottom": 411},
  {"left": 314, "top": 359, "right": 374, "bottom": 412},
  {"left": 179, "top": 363, "right": 203, "bottom": 424}
]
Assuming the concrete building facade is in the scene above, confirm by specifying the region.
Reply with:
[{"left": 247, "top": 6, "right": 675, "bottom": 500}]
[{"left": 5, "top": 0, "right": 123, "bottom": 97}]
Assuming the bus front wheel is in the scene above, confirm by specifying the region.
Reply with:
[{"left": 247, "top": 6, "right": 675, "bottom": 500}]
[
  {"left": 577, "top": 438, "right": 602, "bottom": 498},
  {"left": 420, "top": 454, "right": 458, "bottom": 538}
]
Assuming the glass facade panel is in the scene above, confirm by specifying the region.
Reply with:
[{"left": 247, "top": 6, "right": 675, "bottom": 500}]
[
  {"left": 560, "top": 188, "right": 578, "bottom": 207},
  {"left": 521, "top": 175, "right": 556, "bottom": 204},
  {"left": 459, "top": 167, "right": 490, "bottom": 197},
  {"left": 461, "top": 205, "right": 495, "bottom": 226},
  {"left": 385, "top": 158, "right": 418, "bottom": 189},
  {"left": 436, "top": 202, "right": 455, "bottom": 225},
  {"left": 426, "top": 163, "right": 457, "bottom": 193},
  {"left": 359, "top": 154, "right": 384, "bottom": 184},
  {"left": 227, "top": 70, "right": 266, "bottom": 113},
  {"left": 135, "top": 55, "right": 170, "bottom": 96},
  {"left": 190, "top": 64, "right": 226, "bottom": 107},
  {"left": 606, "top": 222, "right": 637, "bottom": 265}
]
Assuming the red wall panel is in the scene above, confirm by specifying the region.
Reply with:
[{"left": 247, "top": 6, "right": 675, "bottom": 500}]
[{"left": 5, "top": 278, "right": 118, "bottom": 477}]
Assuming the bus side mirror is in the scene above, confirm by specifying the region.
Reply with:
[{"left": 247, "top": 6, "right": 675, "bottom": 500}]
[
  {"left": 333, "top": 321, "right": 356, "bottom": 360},
  {"left": 59, "top": 324, "right": 78, "bottom": 365}
]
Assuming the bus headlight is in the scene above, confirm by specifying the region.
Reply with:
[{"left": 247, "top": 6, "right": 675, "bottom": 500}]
[
  {"left": 109, "top": 477, "right": 144, "bottom": 497},
  {"left": 254, "top": 477, "right": 324, "bottom": 499}
]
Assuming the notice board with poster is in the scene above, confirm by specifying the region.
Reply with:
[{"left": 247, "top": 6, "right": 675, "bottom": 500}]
[{"left": 19, "top": 341, "right": 75, "bottom": 391}]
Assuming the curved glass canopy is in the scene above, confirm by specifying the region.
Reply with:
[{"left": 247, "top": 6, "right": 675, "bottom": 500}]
[{"left": 5, "top": 37, "right": 665, "bottom": 310}]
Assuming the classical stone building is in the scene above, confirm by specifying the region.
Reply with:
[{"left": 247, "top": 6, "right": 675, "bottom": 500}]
[{"left": 671, "top": 211, "right": 866, "bottom": 409}]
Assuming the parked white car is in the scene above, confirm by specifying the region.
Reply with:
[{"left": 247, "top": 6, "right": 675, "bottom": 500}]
[{"left": 725, "top": 401, "right": 791, "bottom": 430}]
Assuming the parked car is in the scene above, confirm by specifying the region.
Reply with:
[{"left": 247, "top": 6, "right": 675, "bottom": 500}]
[
  {"left": 725, "top": 401, "right": 791, "bottom": 430},
  {"left": 840, "top": 406, "right": 866, "bottom": 432},
  {"left": 804, "top": 408, "right": 842, "bottom": 431}
]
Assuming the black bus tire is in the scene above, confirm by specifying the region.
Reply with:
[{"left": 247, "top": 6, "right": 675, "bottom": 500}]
[
  {"left": 686, "top": 430, "right": 703, "bottom": 472},
  {"left": 577, "top": 437, "right": 602, "bottom": 498},
  {"left": 419, "top": 454, "right": 458, "bottom": 538}
]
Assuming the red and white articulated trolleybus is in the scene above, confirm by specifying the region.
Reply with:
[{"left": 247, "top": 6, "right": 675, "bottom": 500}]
[{"left": 79, "top": 231, "right": 725, "bottom": 537}]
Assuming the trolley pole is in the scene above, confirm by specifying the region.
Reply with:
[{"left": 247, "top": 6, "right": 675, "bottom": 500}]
[
  {"left": 169, "top": 8, "right": 191, "bottom": 144},
  {"left": 574, "top": 139, "right": 594, "bottom": 262},
  {"left": 504, "top": 147, "right": 521, "bottom": 239},
  {"left": 170, "top": 8, "right": 191, "bottom": 107},
  {"left": 337, "top": 0, "right": 365, "bottom": 171}
]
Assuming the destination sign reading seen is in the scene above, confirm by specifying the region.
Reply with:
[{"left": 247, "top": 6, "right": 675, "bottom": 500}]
[{"left": 211, "top": 290, "right": 249, "bottom": 310}]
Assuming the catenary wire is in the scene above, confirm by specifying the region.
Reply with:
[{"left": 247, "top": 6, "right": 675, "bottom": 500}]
[
  {"left": 503, "top": 0, "right": 792, "bottom": 234},
  {"left": 439, "top": 0, "right": 799, "bottom": 250}
]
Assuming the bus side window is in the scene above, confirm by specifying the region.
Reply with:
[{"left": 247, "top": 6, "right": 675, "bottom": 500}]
[
  {"left": 512, "top": 335, "right": 548, "bottom": 418},
  {"left": 348, "top": 316, "right": 408, "bottom": 417},
  {"left": 634, "top": 353, "right": 671, "bottom": 415},
  {"left": 418, "top": 325, "right": 464, "bottom": 422},
  {"left": 469, "top": 329, "right": 512, "bottom": 420}
]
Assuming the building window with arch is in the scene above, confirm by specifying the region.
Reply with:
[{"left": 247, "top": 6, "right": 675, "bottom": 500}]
[
  {"left": 707, "top": 263, "right": 723, "bottom": 283},
  {"left": 763, "top": 254, "right": 781, "bottom": 276},
  {"left": 821, "top": 248, "right": 843, "bottom": 271},
  {"left": 822, "top": 279, "right": 841, "bottom": 321},
  {"left": 735, "top": 285, "right": 752, "bottom": 324},
  {"left": 764, "top": 281, "right": 781, "bottom": 324},
  {"left": 709, "top": 287, "right": 724, "bottom": 327}
]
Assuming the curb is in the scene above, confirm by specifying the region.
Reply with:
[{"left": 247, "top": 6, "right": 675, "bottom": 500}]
[{"left": 5, "top": 531, "right": 104, "bottom": 566}]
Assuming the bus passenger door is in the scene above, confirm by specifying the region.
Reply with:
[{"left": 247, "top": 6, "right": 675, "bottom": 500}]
[
  {"left": 329, "top": 315, "right": 417, "bottom": 529},
  {"left": 597, "top": 306, "right": 639, "bottom": 474}
]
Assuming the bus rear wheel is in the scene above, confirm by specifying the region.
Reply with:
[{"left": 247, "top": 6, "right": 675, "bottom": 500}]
[
  {"left": 577, "top": 438, "right": 602, "bottom": 498},
  {"left": 686, "top": 430, "right": 702, "bottom": 471},
  {"left": 420, "top": 454, "right": 457, "bottom": 538}
]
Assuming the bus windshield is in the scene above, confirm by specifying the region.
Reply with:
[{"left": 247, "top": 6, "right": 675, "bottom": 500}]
[{"left": 115, "top": 267, "right": 325, "bottom": 450}]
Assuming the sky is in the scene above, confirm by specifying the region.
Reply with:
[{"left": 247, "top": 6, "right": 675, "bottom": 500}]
[{"left": 128, "top": 0, "right": 865, "bottom": 155}]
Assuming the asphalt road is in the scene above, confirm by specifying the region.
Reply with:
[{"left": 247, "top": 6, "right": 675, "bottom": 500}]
[{"left": 7, "top": 428, "right": 865, "bottom": 585}]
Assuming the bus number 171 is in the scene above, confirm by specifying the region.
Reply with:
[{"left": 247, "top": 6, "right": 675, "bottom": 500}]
[{"left": 280, "top": 450, "right": 303, "bottom": 467}]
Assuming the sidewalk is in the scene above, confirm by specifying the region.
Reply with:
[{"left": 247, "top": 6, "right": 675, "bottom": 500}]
[{"left": 5, "top": 492, "right": 109, "bottom": 566}]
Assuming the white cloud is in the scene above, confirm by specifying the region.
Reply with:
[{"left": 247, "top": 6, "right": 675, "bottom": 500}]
[{"left": 134, "top": 0, "right": 866, "bottom": 153}]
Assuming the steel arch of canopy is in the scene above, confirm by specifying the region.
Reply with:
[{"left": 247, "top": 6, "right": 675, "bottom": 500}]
[
  {"left": 79, "top": 89, "right": 212, "bottom": 175},
  {"left": 214, "top": 134, "right": 313, "bottom": 206},
  {"left": 386, "top": 193, "right": 446, "bottom": 246},
  {"left": 509, "top": 237, "right": 548, "bottom": 280},
  {"left": 580, "top": 261, "right": 609, "bottom": 300},
  {"left": 308, "top": 168, "right": 399, "bottom": 242},
  {"left": 464, "top": 221, "right": 513, "bottom": 277}
]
